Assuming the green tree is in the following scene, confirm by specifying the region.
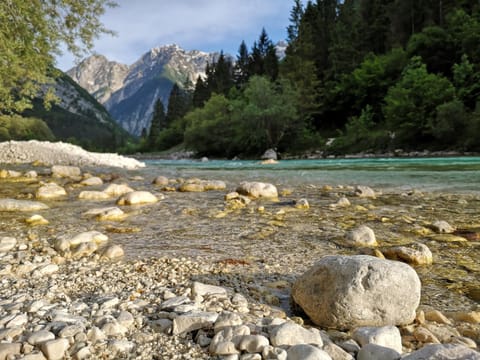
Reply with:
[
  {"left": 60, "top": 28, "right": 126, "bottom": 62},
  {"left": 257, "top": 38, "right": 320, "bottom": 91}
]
[
  {"left": 234, "top": 41, "right": 251, "bottom": 87},
  {"left": 147, "top": 98, "right": 165, "bottom": 148},
  {"left": 192, "top": 76, "right": 209, "bottom": 108},
  {"left": 166, "top": 84, "right": 188, "bottom": 126},
  {"left": 249, "top": 28, "right": 279, "bottom": 80},
  {"left": 383, "top": 57, "right": 456, "bottom": 147},
  {"left": 287, "top": 0, "right": 304, "bottom": 43},
  {"left": 0, "top": 0, "right": 116, "bottom": 114}
]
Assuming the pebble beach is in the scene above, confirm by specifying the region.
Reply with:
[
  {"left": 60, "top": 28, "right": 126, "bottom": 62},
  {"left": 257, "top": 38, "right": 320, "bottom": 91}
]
[{"left": 0, "top": 141, "right": 478, "bottom": 359}]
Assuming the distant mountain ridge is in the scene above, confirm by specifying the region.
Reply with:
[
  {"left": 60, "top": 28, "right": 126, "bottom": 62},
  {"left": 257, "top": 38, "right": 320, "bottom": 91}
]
[{"left": 68, "top": 44, "right": 219, "bottom": 136}]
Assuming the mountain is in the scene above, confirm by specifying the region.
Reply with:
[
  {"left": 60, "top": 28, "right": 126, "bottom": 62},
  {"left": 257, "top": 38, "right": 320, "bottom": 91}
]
[
  {"left": 23, "top": 72, "right": 132, "bottom": 151},
  {"left": 68, "top": 45, "right": 219, "bottom": 136}
]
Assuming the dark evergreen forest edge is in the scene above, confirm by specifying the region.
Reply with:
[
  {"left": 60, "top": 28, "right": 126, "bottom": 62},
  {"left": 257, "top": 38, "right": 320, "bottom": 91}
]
[{"left": 142, "top": 0, "right": 480, "bottom": 158}]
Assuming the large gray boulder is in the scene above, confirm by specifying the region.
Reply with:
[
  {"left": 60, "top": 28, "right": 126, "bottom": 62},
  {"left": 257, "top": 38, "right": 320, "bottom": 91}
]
[{"left": 291, "top": 255, "right": 421, "bottom": 329}]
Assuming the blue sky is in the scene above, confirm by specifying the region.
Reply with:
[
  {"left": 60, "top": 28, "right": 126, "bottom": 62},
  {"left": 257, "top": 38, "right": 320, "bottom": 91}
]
[{"left": 56, "top": 0, "right": 298, "bottom": 71}]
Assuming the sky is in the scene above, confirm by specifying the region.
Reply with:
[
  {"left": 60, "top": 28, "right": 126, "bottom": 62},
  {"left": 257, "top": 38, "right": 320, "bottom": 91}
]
[{"left": 56, "top": 0, "right": 297, "bottom": 71}]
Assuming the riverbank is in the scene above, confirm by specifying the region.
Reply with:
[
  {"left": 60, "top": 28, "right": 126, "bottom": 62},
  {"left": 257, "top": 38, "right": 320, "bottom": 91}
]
[
  {"left": 0, "top": 158, "right": 478, "bottom": 359},
  {"left": 0, "top": 141, "right": 145, "bottom": 169}
]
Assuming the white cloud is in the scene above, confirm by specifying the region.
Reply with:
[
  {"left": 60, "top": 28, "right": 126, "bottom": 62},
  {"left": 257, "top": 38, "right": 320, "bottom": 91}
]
[{"left": 56, "top": 0, "right": 294, "bottom": 70}]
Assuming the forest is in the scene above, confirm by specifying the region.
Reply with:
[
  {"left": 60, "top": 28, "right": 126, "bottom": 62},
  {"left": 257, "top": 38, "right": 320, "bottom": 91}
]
[{"left": 144, "top": 0, "right": 480, "bottom": 157}]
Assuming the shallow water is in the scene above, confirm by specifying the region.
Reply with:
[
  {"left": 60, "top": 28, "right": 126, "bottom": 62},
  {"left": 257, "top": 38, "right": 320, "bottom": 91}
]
[{"left": 0, "top": 157, "right": 479, "bottom": 315}]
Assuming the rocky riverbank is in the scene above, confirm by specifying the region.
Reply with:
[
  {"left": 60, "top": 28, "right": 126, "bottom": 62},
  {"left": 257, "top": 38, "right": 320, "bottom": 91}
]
[
  {"left": 0, "top": 160, "right": 478, "bottom": 359},
  {"left": 0, "top": 141, "right": 144, "bottom": 169}
]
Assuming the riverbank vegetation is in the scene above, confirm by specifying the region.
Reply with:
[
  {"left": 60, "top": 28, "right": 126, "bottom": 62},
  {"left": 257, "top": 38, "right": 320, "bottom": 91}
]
[{"left": 144, "top": 0, "right": 480, "bottom": 157}]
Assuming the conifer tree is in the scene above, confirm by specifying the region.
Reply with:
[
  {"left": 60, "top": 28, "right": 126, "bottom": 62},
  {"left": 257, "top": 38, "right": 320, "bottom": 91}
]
[
  {"left": 193, "top": 76, "right": 209, "bottom": 108},
  {"left": 166, "top": 84, "right": 187, "bottom": 126},
  {"left": 234, "top": 41, "right": 251, "bottom": 87},
  {"left": 147, "top": 98, "right": 165, "bottom": 148}
]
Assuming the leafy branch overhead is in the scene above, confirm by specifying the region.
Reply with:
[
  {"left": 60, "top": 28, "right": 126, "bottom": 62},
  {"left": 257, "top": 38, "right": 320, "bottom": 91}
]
[{"left": 0, "top": 0, "right": 116, "bottom": 114}]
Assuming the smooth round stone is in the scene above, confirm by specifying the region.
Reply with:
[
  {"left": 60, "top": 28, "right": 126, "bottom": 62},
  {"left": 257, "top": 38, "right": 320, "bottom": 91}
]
[
  {"left": 286, "top": 344, "right": 332, "bottom": 360},
  {"left": 36, "top": 183, "right": 67, "bottom": 199},
  {"left": 153, "top": 176, "right": 169, "bottom": 186},
  {"left": 101, "top": 244, "right": 124, "bottom": 259},
  {"left": 0, "top": 199, "right": 49, "bottom": 212},
  {"left": 40, "top": 338, "right": 70, "bottom": 360},
  {"left": 78, "top": 190, "right": 111, "bottom": 200},
  {"left": 236, "top": 182, "right": 278, "bottom": 199},
  {"left": 346, "top": 225, "right": 377, "bottom": 247},
  {"left": 117, "top": 191, "right": 159, "bottom": 205},
  {"left": 80, "top": 177, "right": 103, "bottom": 186},
  {"left": 28, "top": 330, "right": 55, "bottom": 345},
  {"left": 51, "top": 165, "right": 81, "bottom": 178},
  {"left": 103, "top": 183, "right": 134, "bottom": 196},
  {"left": 25, "top": 214, "right": 49, "bottom": 226},
  {"left": 0, "top": 237, "right": 17, "bottom": 253}
]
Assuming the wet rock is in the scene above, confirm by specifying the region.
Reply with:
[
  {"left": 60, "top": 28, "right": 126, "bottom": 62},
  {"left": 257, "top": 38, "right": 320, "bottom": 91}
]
[
  {"left": 101, "top": 244, "right": 124, "bottom": 259},
  {"left": 236, "top": 182, "right": 278, "bottom": 199},
  {"left": 431, "top": 220, "right": 455, "bottom": 234},
  {"left": 0, "top": 198, "right": 49, "bottom": 212},
  {"left": 352, "top": 326, "right": 402, "bottom": 353},
  {"left": 382, "top": 243, "right": 433, "bottom": 265},
  {"left": 357, "top": 343, "right": 401, "bottom": 360},
  {"left": 178, "top": 183, "right": 206, "bottom": 192},
  {"left": 80, "top": 176, "right": 103, "bottom": 186},
  {"left": 269, "top": 321, "right": 323, "bottom": 347},
  {"left": 25, "top": 214, "right": 49, "bottom": 226},
  {"left": 294, "top": 199, "right": 310, "bottom": 209},
  {"left": 286, "top": 344, "right": 332, "bottom": 360},
  {"left": 117, "top": 191, "right": 160, "bottom": 205},
  {"left": 203, "top": 180, "right": 227, "bottom": 191},
  {"left": 402, "top": 344, "right": 480, "bottom": 359},
  {"left": 78, "top": 190, "right": 111, "bottom": 200},
  {"left": 84, "top": 206, "right": 126, "bottom": 221},
  {"left": 346, "top": 225, "right": 377, "bottom": 247},
  {"left": 330, "top": 197, "right": 351, "bottom": 208},
  {"left": 261, "top": 149, "right": 278, "bottom": 160},
  {"left": 55, "top": 231, "right": 108, "bottom": 253},
  {"left": 51, "top": 165, "right": 81, "bottom": 178},
  {"left": 261, "top": 159, "right": 279, "bottom": 165},
  {"left": 354, "top": 186, "right": 376, "bottom": 198},
  {"left": 0, "top": 237, "right": 17, "bottom": 252},
  {"left": 103, "top": 183, "right": 134, "bottom": 196},
  {"left": 36, "top": 182, "right": 67, "bottom": 199},
  {"left": 153, "top": 176, "right": 169, "bottom": 186},
  {"left": 291, "top": 255, "right": 421, "bottom": 329}
]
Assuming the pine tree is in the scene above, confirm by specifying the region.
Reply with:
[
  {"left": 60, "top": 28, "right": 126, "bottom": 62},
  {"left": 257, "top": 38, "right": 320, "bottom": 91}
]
[
  {"left": 166, "top": 84, "right": 187, "bottom": 126},
  {"left": 287, "top": 0, "right": 304, "bottom": 43},
  {"left": 248, "top": 29, "right": 279, "bottom": 81},
  {"left": 234, "top": 41, "right": 250, "bottom": 87},
  {"left": 193, "top": 76, "right": 209, "bottom": 108},
  {"left": 147, "top": 98, "right": 165, "bottom": 148}
]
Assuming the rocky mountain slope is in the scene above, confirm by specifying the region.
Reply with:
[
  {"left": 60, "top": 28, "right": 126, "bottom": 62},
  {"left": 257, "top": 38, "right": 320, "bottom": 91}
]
[
  {"left": 23, "top": 72, "right": 131, "bottom": 151},
  {"left": 68, "top": 45, "right": 218, "bottom": 136}
]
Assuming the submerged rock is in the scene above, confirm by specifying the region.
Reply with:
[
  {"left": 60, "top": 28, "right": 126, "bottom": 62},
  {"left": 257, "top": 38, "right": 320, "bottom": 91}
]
[
  {"left": 383, "top": 243, "right": 433, "bottom": 265},
  {"left": 292, "top": 255, "right": 421, "bottom": 329},
  {"left": 117, "top": 191, "right": 160, "bottom": 205},
  {"left": 51, "top": 165, "right": 81, "bottom": 178},
  {"left": 36, "top": 182, "right": 67, "bottom": 199},
  {"left": 236, "top": 182, "right": 278, "bottom": 199},
  {"left": 0, "top": 199, "right": 49, "bottom": 212}
]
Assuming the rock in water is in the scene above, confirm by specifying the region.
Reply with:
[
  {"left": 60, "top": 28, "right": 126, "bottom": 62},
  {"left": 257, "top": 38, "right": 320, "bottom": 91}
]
[
  {"left": 0, "top": 199, "right": 49, "bottom": 212},
  {"left": 236, "top": 182, "right": 278, "bottom": 199},
  {"left": 291, "top": 255, "right": 421, "bottom": 329},
  {"left": 117, "top": 191, "right": 159, "bottom": 205},
  {"left": 261, "top": 148, "right": 278, "bottom": 160}
]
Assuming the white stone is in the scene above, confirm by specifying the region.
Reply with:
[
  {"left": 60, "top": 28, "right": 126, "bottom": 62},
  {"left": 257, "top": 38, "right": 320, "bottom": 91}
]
[
  {"left": 322, "top": 342, "right": 355, "bottom": 360},
  {"left": 36, "top": 182, "right": 67, "bottom": 199},
  {"left": 107, "top": 340, "right": 135, "bottom": 353},
  {"left": 78, "top": 190, "right": 111, "bottom": 200},
  {"left": 262, "top": 345, "right": 287, "bottom": 360},
  {"left": 193, "top": 282, "right": 228, "bottom": 298},
  {"left": 352, "top": 326, "right": 402, "bottom": 353},
  {"left": 402, "top": 344, "right": 480, "bottom": 359},
  {"left": 69, "top": 231, "right": 108, "bottom": 246},
  {"left": 0, "top": 343, "right": 22, "bottom": 359},
  {"left": 87, "top": 326, "right": 106, "bottom": 343},
  {"left": 58, "top": 324, "right": 84, "bottom": 338},
  {"left": 28, "top": 330, "right": 56, "bottom": 345},
  {"left": 357, "top": 343, "right": 401, "bottom": 360},
  {"left": 153, "top": 176, "right": 169, "bottom": 186},
  {"left": 172, "top": 311, "right": 219, "bottom": 335},
  {"left": 117, "top": 190, "right": 159, "bottom": 205},
  {"left": 51, "top": 165, "right": 81, "bottom": 178},
  {"left": 101, "top": 244, "right": 124, "bottom": 259},
  {"left": 269, "top": 321, "right": 323, "bottom": 347},
  {"left": 80, "top": 176, "right": 103, "bottom": 186},
  {"left": 0, "top": 237, "right": 17, "bottom": 252},
  {"left": 214, "top": 312, "right": 243, "bottom": 333},
  {"left": 101, "top": 320, "right": 128, "bottom": 336},
  {"left": 236, "top": 182, "right": 278, "bottom": 199},
  {"left": 103, "top": 183, "right": 134, "bottom": 196},
  {"left": 0, "top": 199, "right": 49, "bottom": 212},
  {"left": 431, "top": 220, "right": 455, "bottom": 234},
  {"left": 238, "top": 334, "right": 270, "bottom": 353},
  {"left": 40, "top": 338, "right": 70, "bottom": 360},
  {"left": 292, "top": 255, "right": 421, "bottom": 329},
  {"left": 22, "top": 353, "right": 47, "bottom": 360},
  {"left": 6, "top": 313, "right": 28, "bottom": 328},
  {"left": 286, "top": 344, "right": 332, "bottom": 360},
  {"left": 32, "top": 264, "right": 59, "bottom": 277},
  {"left": 355, "top": 185, "right": 376, "bottom": 198},
  {"left": 346, "top": 225, "right": 377, "bottom": 246}
]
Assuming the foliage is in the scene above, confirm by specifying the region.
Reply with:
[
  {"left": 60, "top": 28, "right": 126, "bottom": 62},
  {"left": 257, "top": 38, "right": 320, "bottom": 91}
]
[
  {"left": 0, "top": 0, "right": 116, "bottom": 114},
  {"left": 0, "top": 114, "right": 54, "bottom": 141},
  {"left": 383, "top": 57, "right": 456, "bottom": 148}
]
